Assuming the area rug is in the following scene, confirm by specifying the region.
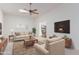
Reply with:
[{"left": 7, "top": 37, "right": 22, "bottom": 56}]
[{"left": 13, "top": 41, "right": 37, "bottom": 55}]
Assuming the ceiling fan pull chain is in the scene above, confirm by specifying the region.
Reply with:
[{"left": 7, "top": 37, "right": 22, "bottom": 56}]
[{"left": 29, "top": 3, "right": 32, "bottom": 10}]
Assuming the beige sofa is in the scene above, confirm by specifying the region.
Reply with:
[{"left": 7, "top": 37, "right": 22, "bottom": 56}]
[
  {"left": 13, "top": 32, "right": 29, "bottom": 41},
  {"left": 46, "top": 39, "right": 65, "bottom": 55},
  {"left": 34, "top": 37, "right": 65, "bottom": 55}
]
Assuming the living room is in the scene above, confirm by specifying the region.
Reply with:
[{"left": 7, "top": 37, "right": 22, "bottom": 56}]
[{"left": 0, "top": 3, "right": 79, "bottom": 55}]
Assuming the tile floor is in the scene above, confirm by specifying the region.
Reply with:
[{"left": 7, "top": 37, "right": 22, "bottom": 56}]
[{"left": 3, "top": 42, "right": 13, "bottom": 55}]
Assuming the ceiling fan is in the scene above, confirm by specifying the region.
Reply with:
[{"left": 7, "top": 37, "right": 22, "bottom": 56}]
[{"left": 19, "top": 3, "right": 39, "bottom": 15}]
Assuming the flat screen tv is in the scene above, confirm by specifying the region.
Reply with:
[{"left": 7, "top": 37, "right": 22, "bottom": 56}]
[{"left": 54, "top": 20, "right": 70, "bottom": 33}]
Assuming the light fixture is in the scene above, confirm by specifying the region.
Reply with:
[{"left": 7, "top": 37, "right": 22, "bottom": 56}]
[
  {"left": 19, "top": 3, "right": 39, "bottom": 15},
  {"left": 19, "top": 9, "right": 29, "bottom": 13}
]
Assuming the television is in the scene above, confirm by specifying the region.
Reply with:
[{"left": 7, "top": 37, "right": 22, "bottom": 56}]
[{"left": 54, "top": 20, "right": 70, "bottom": 33}]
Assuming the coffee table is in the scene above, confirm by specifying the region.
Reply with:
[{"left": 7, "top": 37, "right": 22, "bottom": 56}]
[{"left": 23, "top": 39, "right": 38, "bottom": 48}]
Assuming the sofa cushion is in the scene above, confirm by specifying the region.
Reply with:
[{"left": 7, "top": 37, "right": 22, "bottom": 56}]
[
  {"left": 35, "top": 37, "right": 47, "bottom": 44},
  {"left": 15, "top": 32, "right": 21, "bottom": 36},
  {"left": 47, "top": 37, "right": 62, "bottom": 43},
  {"left": 45, "top": 37, "right": 62, "bottom": 50}
]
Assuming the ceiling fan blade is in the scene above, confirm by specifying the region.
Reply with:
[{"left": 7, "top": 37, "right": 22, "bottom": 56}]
[
  {"left": 32, "top": 11, "right": 39, "bottom": 14},
  {"left": 19, "top": 9, "right": 29, "bottom": 13},
  {"left": 29, "top": 3, "right": 32, "bottom": 10},
  {"left": 19, "top": 3, "right": 39, "bottom": 15},
  {"left": 32, "top": 9, "right": 38, "bottom": 11}
]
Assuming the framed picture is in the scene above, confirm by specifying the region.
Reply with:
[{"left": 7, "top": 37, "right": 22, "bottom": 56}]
[
  {"left": 41, "top": 25, "right": 47, "bottom": 37},
  {"left": 54, "top": 20, "right": 70, "bottom": 34}
]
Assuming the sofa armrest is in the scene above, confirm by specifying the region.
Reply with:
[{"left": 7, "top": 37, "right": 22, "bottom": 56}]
[
  {"left": 47, "top": 39, "right": 65, "bottom": 55},
  {"left": 49, "top": 39, "right": 65, "bottom": 45},
  {"left": 34, "top": 43, "right": 49, "bottom": 55}
]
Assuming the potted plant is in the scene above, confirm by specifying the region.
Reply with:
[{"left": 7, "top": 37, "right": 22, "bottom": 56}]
[
  {"left": 63, "top": 35, "right": 72, "bottom": 48},
  {"left": 32, "top": 27, "right": 36, "bottom": 36},
  {"left": 63, "top": 35, "right": 70, "bottom": 40}
]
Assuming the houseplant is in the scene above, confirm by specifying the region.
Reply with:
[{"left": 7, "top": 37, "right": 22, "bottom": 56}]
[
  {"left": 63, "top": 35, "right": 72, "bottom": 48},
  {"left": 32, "top": 27, "right": 36, "bottom": 36}
]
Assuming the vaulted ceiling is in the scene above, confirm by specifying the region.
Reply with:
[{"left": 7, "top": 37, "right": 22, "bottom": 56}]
[{"left": 0, "top": 3, "right": 61, "bottom": 16}]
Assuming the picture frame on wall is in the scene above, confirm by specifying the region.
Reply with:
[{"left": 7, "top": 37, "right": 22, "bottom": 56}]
[
  {"left": 41, "top": 25, "right": 47, "bottom": 37},
  {"left": 54, "top": 20, "right": 70, "bottom": 34}
]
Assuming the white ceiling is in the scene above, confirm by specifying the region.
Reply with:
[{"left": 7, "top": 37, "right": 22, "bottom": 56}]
[{"left": 0, "top": 3, "right": 61, "bottom": 16}]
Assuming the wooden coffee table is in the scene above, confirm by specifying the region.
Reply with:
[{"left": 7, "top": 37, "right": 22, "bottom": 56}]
[{"left": 23, "top": 39, "right": 38, "bottom": 48}]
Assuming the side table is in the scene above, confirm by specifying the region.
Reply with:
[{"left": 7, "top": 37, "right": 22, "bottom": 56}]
[{"left": 65, "top": 39, "right": 72, "bottom": 48}]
